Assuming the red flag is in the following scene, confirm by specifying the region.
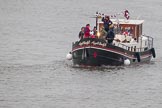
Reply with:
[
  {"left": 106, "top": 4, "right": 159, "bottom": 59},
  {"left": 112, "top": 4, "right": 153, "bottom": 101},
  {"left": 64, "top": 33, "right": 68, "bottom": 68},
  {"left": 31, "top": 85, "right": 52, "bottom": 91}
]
[{"left": 124, "top": 10, "right": 130, "bottom": 20}]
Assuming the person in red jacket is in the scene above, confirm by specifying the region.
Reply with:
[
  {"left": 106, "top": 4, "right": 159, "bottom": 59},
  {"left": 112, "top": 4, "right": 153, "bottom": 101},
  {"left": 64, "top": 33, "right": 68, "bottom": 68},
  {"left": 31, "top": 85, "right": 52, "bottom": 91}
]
[{"left": 84, "top": 24, "right": 90, "bottom": 38}]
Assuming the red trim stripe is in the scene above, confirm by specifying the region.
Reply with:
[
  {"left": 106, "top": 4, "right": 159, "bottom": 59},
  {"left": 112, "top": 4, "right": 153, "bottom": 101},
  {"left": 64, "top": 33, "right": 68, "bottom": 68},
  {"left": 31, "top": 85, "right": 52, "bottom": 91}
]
[{"left": 72, "top": 45, "right": 152, "bottom": 59}]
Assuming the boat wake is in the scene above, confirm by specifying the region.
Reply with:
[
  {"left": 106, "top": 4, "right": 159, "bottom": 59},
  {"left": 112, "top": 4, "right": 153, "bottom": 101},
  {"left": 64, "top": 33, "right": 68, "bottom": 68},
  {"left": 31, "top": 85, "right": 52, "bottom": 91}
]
[{"left": 71, "top": 64, "right": 125, "bottom": 72}]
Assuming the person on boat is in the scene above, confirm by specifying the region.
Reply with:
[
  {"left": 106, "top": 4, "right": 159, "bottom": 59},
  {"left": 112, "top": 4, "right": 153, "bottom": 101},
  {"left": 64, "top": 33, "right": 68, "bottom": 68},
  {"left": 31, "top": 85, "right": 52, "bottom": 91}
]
[
  {"left": 106, "top": 31, "right": 115, "bottom": 44},
  {"left": 102, "top": 16, "right": 113, "bottom": 33},
  {"left": 123, "top": 31, "right": 129, "bottom": 36},
  {"left": 84, "top": 24, "right": 91, "bottom": 38},
  {"left": 90, "top": 26, "right": 97, "bottom": 38},
  {"left": 106, "top": 25, "right": 115, "bottom": 44},
  {"left": 78, "top": 27, "right": 85, "bottom": 39},
  {"left": 90, "top": 31, "right": 95, "bottom": 38},
  {"left": 93, "top": 26, "right": 97, "bottom": 36}
]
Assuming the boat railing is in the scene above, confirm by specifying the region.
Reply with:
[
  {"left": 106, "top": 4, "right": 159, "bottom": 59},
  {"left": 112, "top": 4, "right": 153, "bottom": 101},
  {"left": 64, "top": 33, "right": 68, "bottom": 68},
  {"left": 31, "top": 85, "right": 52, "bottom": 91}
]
[
  {"left": 141, "top": 35, "right": 154, "bottom": 49},
  {"left": 115, "top": 35, "right": 154, "bottom": 52},
  {"left": 116, "top": 43, "right": 148, "bottom": 52}
]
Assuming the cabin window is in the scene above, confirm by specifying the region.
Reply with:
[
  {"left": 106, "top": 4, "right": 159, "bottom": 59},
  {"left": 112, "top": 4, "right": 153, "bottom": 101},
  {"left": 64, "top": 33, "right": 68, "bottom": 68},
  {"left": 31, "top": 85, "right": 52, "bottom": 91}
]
[
  {"left": 113, "top": 24, "right": 120, "bottom": 34},
  {"left": 145, "top": 41, "right": 147, "bottom": 46},
  {"left": 118, "top": 25, "right": 134, "bottom": 36},
  {"left": 124, "top": 27, "right": 132, "bottom": 35}
]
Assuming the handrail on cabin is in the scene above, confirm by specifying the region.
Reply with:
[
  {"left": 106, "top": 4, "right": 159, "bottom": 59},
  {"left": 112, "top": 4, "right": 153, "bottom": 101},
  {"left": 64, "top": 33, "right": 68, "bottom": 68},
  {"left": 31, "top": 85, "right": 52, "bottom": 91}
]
[{"left": 116, "top": 35, "right": 154, "bottom": 52}]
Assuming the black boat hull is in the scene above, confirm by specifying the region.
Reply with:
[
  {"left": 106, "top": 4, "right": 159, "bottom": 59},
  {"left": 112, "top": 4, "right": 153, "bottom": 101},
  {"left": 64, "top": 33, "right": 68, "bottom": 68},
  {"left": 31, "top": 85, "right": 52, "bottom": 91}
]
[{"left": 72, "top": 38, "right": 153, "bottom": 66}]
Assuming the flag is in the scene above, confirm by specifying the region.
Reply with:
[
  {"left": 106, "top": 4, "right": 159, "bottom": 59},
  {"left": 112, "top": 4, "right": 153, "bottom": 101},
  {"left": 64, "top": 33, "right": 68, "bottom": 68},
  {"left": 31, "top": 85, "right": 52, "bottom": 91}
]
[{"left": 124, "top": 10, "right": 130, "bottom": 20}]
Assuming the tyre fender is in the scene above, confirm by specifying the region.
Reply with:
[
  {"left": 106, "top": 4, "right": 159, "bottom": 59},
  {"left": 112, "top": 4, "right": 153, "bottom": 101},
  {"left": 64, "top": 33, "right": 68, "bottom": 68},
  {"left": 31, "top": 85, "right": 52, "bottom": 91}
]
[
  {"left": 135, "top": 52, "right": 141, "bottom": 62},
  {"left": 151, "top": 48, "right": 156, "bottom": 58}
]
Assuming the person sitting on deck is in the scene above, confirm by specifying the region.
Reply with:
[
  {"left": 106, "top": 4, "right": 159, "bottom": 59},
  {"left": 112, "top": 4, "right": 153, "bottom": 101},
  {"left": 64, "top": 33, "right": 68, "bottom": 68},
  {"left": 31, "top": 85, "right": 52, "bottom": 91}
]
[
  {"left": 84, "top": 24, "right": 91, "bottom": 38},
  {"left": 102, "top": 16, "right": 113, "bottom": 34},
  {"left": 78, "top": 27, "right": 85, "bottom": 39}
]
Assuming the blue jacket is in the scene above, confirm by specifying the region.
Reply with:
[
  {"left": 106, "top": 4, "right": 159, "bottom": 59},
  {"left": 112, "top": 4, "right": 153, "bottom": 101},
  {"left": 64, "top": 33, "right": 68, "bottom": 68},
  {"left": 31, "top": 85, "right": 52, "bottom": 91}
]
[{"left": 102, "top": 17, "right": 113, "bottom": 32}]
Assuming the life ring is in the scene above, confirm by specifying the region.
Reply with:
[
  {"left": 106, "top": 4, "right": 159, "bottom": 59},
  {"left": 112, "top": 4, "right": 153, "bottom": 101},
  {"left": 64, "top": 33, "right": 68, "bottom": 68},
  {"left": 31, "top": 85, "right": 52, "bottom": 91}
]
[
  {"left": 151, "top": 48, "right": 156, "bottom": 58},
  {"left": 135, "top": 52, "right": 141, "bottom": 62}
]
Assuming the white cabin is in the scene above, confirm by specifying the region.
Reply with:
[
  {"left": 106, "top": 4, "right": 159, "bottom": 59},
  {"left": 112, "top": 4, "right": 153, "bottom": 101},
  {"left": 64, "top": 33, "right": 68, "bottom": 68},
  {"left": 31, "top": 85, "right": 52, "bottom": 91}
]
[{"left": 97, "top": 18, "right": 152, "bottom": 52}]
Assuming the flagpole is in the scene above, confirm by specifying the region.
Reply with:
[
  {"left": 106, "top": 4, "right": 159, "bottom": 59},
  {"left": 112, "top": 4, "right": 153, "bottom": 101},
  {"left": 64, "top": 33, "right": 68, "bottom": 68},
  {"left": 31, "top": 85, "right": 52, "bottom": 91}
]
[{"left": 96, "top": 12, "right": 98, "bottom": 29}]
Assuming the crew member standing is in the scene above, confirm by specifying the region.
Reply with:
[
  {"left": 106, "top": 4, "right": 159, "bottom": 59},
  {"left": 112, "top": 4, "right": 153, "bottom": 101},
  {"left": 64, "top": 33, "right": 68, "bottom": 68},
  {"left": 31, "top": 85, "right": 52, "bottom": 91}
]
[
  {"left": 84, "top": 24, "right": 91, "bottom": 38},
  {"left": 102, "top": 16, "right": 113, "bottom": 33},
  {"left": 78, "top": 27, "right": 84, "bottom": 39}
]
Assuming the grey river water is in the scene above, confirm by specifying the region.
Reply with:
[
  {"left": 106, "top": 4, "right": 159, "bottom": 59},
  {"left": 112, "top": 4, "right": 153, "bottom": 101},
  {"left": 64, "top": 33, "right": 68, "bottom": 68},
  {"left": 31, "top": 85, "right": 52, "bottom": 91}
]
[{"left": 0, "top": 0, "right": 162, "bottom": 108}]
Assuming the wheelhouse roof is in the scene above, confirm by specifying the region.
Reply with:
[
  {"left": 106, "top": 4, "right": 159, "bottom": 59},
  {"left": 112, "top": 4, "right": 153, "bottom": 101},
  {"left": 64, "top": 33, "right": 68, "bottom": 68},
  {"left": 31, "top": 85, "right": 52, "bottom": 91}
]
[{"left": 110, "top": 19, "right": 144, "bottom": 25}]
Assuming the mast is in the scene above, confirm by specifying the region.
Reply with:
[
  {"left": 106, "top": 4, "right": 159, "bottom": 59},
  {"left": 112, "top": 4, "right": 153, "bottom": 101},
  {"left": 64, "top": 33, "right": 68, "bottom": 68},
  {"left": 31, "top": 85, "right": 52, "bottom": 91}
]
[{"left": 96, "top": 12, "right": 98, "bottom": 29}]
